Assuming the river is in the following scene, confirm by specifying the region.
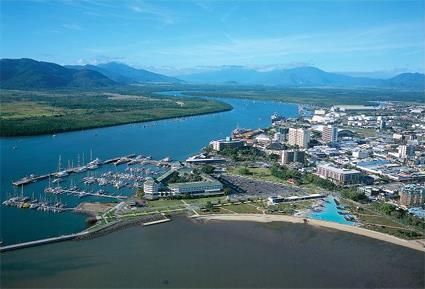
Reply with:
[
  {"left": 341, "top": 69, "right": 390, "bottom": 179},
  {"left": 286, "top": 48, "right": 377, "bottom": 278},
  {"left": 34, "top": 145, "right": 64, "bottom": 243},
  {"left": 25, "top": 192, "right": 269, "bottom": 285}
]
[{"left": 0, "top": 92, "right": 298, "bottom": 245}]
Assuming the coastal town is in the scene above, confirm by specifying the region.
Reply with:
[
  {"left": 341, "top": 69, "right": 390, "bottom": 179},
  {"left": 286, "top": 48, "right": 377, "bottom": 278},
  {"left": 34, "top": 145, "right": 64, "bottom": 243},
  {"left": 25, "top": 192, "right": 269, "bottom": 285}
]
[{"left": 2, "top": 101, "right": 425, "bottom": 252}]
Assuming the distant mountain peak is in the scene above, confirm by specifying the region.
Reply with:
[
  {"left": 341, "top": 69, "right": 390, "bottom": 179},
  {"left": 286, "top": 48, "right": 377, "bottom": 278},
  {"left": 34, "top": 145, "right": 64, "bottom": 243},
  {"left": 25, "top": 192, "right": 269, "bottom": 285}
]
[{"left": 0, "top": 58, "right": 115, "bottom": 89}]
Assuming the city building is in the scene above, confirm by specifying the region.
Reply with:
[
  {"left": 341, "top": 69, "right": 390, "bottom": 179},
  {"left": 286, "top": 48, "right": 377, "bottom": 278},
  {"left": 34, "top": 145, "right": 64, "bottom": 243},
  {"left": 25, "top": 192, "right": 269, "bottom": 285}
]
[
  {"left": 322, "top": 125, "right": 338, "bottom": 143},
  {"left": 288, "top": 128, "right": 310, "bottom": 148},
  {"left": 280, "top": 150, "right": 305, "bottom": 165},
  {"left": 255, "top": 134, "right": 271, "bottom": 145},
  {"left": 211, "top": 137, "right": 245, "bottom": 151},
  {"left": 399, "top": 184, "right": 425, "bottom": 207},
  {"left": 316, "top": 163, "right": 361, "bottom": 185},
  {"left": 273, "top": 132, "right": 286, "bottom": 143},
  {"left": 398, "top": 144, "right": 415, "bottom": 158},
  {"left": 352, "top": 149, "right": 370, "bottom": 159}
]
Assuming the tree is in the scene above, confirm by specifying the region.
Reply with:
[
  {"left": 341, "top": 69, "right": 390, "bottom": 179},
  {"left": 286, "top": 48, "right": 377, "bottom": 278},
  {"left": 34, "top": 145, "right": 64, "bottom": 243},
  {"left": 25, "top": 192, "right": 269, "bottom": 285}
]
[
  {"left": 201, "top": 164, "right": 215, "bottom": 174},
  {"left": 238, "top": 167, "right": 251, "bottom": 175},
  {"left": 205, "top": 201, "right": 214, "bottom": 211}
]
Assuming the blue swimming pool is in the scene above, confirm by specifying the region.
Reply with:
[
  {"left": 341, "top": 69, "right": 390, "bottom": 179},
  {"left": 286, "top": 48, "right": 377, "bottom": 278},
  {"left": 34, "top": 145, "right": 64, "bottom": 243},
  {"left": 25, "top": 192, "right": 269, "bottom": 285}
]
[{"left": 308, "top": 196, "right": 355, "bottom": 225}]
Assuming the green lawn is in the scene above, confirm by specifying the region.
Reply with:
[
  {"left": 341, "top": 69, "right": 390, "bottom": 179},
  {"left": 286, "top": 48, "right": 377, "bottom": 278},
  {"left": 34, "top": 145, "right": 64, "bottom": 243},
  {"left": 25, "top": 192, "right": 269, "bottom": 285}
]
[
  {"left": 146, "top": 199, "right": 186, "bottom": 208},
  {"left": 220, "top": 203, "right": 261, "bottom": 214},
  {"left": 185, "top": 196, "right": 227, "bottom": 206}
]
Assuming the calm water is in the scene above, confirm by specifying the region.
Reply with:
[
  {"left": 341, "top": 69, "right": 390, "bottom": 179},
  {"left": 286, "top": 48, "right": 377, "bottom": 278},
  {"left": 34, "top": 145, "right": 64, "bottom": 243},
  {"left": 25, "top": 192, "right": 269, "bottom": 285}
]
[
  {"left": 309, "top": 196, "right": 354, "bottom": 225},
  {"left": 0, "top": 93, "right": 298, "bottom": 245},
  {"left": 1, "top": 217, "right": 424, "bottom": 288}
]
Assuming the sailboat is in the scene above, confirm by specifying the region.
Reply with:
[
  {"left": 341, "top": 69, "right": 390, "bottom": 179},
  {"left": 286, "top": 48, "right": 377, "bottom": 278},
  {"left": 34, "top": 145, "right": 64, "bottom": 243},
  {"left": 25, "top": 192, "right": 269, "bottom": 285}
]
[{"left": 55, "top": 155, "right": 69, "bottom": 177}]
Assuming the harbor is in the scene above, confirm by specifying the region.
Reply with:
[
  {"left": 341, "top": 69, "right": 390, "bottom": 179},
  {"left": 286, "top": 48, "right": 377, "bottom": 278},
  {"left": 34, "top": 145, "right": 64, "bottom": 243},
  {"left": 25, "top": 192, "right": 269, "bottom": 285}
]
[{"left": 2, "top": 152, "right": 174, "bottom": 223}]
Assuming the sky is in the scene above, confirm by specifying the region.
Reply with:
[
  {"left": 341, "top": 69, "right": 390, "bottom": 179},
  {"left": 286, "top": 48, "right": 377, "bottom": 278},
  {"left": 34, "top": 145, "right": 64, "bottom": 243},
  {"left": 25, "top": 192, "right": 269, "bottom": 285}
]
[{"left": 1, "top": 0, "right": 424, "bottom": 75}]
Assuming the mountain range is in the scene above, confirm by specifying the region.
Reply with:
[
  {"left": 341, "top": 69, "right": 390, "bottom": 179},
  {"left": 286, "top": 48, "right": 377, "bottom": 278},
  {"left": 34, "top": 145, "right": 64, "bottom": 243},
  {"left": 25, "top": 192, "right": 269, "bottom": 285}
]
[
  {"left": 0, "top": 58, "right": 424, "bottom": 90},
  {"left": 66, "top": 62, "right": 180, "bottom": 84},
  {"left": 177, "top": 65, "right": 425, "bottom": 90},
  {"left": 0, "top": 58, "right": 115, "bottom": 89}
]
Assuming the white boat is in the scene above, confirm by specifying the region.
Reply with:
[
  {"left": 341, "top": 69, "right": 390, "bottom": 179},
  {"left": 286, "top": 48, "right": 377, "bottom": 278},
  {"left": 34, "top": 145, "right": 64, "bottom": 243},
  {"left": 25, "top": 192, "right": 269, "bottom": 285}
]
[{"left": 52, "top": 178, "right": 63, "bottom": 184}]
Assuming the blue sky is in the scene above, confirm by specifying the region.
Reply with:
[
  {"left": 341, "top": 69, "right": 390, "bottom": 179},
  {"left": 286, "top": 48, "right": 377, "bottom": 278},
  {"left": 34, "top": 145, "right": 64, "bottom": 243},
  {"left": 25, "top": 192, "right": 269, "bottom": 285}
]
[{"left": 1, "top": 0, "right": 424, "bottom": 75}]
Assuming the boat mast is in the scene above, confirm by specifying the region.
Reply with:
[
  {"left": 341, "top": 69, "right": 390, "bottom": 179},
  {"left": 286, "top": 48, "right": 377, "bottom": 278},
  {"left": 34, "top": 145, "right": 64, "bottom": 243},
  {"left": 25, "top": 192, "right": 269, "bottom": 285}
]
[{"left": 58, "top": 155, "right": 62, "bottom": 172}]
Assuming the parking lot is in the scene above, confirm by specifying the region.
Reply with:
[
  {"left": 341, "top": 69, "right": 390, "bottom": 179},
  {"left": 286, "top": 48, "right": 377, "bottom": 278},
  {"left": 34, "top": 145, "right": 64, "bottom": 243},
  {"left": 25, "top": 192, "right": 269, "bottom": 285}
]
[{"left": 220, "top": 174, "right": 307, "bottom": 199}]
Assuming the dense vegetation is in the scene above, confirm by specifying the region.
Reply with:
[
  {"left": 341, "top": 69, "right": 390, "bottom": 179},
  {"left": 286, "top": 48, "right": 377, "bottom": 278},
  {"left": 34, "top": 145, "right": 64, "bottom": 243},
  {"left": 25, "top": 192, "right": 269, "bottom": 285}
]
[
  {"left": 0, "top": 89, "right": 232, "bottom": 136},
  {"left": 371, "top": 202, "right": 425, "bottom": 232},
  {"left": 218, "top": 146, "right": 271, "bottom": 162},
  {"left": 270, "top": 164, "right": 337, "bottom": 190},
  {"left": 182, "top": 86, "right": 424, "bottom": 105}
]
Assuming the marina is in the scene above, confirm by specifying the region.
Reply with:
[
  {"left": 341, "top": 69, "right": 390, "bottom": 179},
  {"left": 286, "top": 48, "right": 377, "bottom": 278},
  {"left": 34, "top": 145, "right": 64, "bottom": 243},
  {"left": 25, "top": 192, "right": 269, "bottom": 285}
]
[
  {"left": 3, "top": 153, "right": 170, "bottom": 215},
  {"left": 1, "top": 94, "right": 298, "bottom": 246},
  {"left": 11, "top": 153, "right": 144, "bottom": 187}
]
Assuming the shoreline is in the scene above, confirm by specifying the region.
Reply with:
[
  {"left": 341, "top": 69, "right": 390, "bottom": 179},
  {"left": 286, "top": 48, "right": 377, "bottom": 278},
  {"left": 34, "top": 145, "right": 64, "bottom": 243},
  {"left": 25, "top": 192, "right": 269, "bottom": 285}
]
[
  {"left": 0, "top": 103, "right": 233, "bottom": 138},
  {"left": 196, "top": 213, "right": 425, "bottom": 252}
]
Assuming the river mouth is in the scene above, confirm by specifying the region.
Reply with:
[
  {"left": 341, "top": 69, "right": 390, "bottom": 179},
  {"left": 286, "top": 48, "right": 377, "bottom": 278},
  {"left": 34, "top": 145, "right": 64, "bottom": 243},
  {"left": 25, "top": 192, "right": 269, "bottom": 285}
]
[{"left": 1, "top": 216, "right": 424, "bottom": 289}]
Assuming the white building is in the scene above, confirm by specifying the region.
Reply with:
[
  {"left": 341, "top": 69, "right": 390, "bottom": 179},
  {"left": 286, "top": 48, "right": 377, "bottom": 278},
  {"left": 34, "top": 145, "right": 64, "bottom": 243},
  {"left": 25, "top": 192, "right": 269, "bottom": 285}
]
[
  {"left": 352, "top": 149, "right": 370, "bottom": 159},
  {"left": 211, "top": 137, "right": 245, "bottom": 151},
  {"left": 288, "top": 128, "right": 310, "bottom": 148},
  {"left": 398, "top": 145, "right": 415, "bottom": 159}
]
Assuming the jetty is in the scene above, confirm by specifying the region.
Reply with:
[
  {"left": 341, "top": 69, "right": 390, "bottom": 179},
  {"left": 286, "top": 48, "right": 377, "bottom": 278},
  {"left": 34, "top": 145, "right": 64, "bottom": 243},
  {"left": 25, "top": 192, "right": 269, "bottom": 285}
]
[
  {"left": 12, "top": 154, "right": 137, "bottom": 187},
  {"left": 0, "top": 231, "right": 89, "bottom": 253}
]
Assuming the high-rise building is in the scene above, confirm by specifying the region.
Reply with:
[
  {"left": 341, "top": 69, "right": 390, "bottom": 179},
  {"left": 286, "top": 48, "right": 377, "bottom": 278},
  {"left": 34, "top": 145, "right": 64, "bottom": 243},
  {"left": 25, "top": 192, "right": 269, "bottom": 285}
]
[
  {"left": 399, "top": 185, "right": 425, "bottom": 207},
  {"left": 322, "top": 125, "right": 338, "bottom": 143},
  {"left": 280, "top": 150, "right": 305, "bottom": 165},
  {"left": 288, "top": 128, "right": 310, "bottom": 148},
  {"left": 398, "top": 144, "right": 414, "bottom": 158}
]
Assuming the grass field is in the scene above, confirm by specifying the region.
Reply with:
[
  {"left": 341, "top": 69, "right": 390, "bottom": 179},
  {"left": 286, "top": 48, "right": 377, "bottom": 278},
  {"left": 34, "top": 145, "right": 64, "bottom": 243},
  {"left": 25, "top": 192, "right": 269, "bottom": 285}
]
[
  {"left": 220, "top": 203, "right": 262, "bottom": 214},
  {"left": 0, "top": 89, "right": 232, "bottom": 136},
  {"left": 146, "top": 199, "right": 186, "bottom": 209}
]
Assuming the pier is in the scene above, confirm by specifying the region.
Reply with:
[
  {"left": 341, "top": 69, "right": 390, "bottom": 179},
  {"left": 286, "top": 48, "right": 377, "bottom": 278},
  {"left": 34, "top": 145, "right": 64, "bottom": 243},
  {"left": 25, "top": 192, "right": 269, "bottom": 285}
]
[
  {"left": 0, "top": 231, "right": 89, "bottom": 253},
  {"left": 60, "top": 189, "right": 128, "bottom": 200},
  {"left": 12, "top": 154, "right": 138, "bottom": 187}
]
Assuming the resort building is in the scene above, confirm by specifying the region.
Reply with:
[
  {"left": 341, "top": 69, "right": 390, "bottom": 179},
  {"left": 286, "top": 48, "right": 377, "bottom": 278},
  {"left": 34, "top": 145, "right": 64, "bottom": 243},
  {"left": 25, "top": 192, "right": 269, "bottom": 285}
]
[
  {"left": 143, "top": 178, "right": 161, "bottom": 199},
  {"left": 287, "top": 128, "right": 310, "bottom": 148},
  {"left": 168, "top": 179, "right": 223, "bottom": 196},
  {"left": 211, "top": 137, "right": 245, "bottom": 151},
  {"left": 316, "top": 163, "right": 361, "bottom": 185},
  {"left": 143, "top": 168, "right": 224, "bottom": 199}
]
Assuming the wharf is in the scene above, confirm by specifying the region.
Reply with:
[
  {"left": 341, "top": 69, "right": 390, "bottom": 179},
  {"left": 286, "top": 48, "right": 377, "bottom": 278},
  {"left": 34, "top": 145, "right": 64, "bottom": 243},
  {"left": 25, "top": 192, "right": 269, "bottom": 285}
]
[
  {"left": 61, "top": 189, "right": 127, "bottom": 200},
  {"left": 12, "top": 154, "right": 137, "bottom": 186},
  {"left": 143, "top": 218, "right": 171, "bottom": 226},
  {"left": 103, "top": 154, "right": 136, "bottom": 164},
  {"left": 0, "top": 231, "right": 89, "bottom": 253}
]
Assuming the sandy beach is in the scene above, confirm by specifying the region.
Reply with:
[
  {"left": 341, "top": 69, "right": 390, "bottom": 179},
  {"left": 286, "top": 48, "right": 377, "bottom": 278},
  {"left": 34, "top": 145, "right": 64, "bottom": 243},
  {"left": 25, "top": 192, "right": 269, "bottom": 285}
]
[{"left": 197, "top": 214, "right": 425, "bottom": 252}]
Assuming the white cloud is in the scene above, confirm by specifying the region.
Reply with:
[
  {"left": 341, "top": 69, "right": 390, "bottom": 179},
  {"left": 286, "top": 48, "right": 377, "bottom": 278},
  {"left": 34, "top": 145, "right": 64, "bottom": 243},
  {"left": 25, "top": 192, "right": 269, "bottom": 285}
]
[
  {"left": 62, "top": 23, "right": 84, "bottom": 31},
  {"left": 129, "top": 2, "right": 176, "bottom": 25},
  {"left": 154, "top": 22, "right": 424, "bottom": 62}
]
